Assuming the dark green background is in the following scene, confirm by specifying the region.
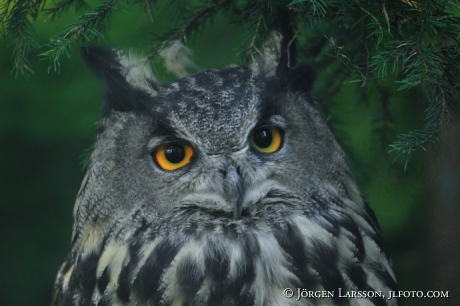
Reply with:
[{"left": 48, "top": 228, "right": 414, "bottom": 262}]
[{"left": 1, "top": 3, "right": 459, "bottom": 305}]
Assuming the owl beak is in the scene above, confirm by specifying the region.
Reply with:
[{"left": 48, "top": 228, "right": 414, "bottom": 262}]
[{"left": 223, "top": 164, "right": 244, "bottom": 220}]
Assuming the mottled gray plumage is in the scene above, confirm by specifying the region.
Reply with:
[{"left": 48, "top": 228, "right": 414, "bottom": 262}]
[{"left": 52, "top": 34, "right": 398, "bottom": 306}]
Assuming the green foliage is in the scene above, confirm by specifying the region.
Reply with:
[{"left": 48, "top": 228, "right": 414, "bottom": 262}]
[
  {"left": 40, "top": 0, "right": 117, "bottom": 72},
  {"left": 1, "top": 0, "right": 41, "bottom": 76},
  {"left": 1, "top": 0, "right": 460, "bottom": 167}
]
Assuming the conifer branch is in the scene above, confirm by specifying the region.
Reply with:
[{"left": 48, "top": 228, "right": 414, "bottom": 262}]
[
  {"left": 147, "top": 0, "right": 233, "bottom": 60},
  {"left": 246, "top": 7, "right": 264, "bottom": 59},
  {"left": 143, "top": 0, "right": 153, "bottom": 22},
  {"left": 44, "top": 0, "right": 89, "bottom": 21},
  {"left": 390, "top": 87, "right": 450, "bottom": 170},
  {"left": 2, "top": 0, "right": 41, "bottom": 76},
  {"left": 40, "top": 0, "right": 117, "bottom": 72}
]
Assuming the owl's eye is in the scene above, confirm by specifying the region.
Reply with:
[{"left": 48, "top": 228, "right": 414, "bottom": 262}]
[
  {"left": 154, "top": 142, "right": 194, "bottom": 170},
  {"left": 250, "top": 126, "right": 283, "bottom": 153}
]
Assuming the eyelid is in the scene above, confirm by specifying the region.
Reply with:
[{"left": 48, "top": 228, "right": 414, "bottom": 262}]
[
  {"left": 147, "top": 137, "right": 188, "bottom": 152},
  {"left": 256, "top": 115, "right": 288, "bottom": 129}
]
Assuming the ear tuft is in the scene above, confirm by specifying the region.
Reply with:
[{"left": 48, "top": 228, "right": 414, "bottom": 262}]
[
  {"left": 81, "top": 45, "right": 158, "bottom": 95},
  {"left": 81, "top": 45, "right": 159, "bottom": 117},
  {"left": 250, "top": 31, "right": 283, "bottom": 79},
  {"left": 250, "top": 30, "right": 316, "bottom": 94},
  {"left": 250, "top": 29, "right": 296, "bottom": 81},
  {"left": 289, "top": 64, "right": 317, "bottom": 95},
  {"left": 81, "top": 45, "right": 119, "bottom": 79},
  {"left": 159, "top": 40, "right": 197, "bottom": 78}
]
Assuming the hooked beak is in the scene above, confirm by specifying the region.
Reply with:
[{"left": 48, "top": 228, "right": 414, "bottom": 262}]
[{"left": 223, "top": 164, "right": 244, "bottom": 220}]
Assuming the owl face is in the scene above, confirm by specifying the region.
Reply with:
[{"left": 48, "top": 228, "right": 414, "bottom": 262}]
[
  {"left": 56, "top": 37, "right": 397, "bottom": 306},
  {"left": 76, "top": 48, "right": 347, "bottom": 231}
]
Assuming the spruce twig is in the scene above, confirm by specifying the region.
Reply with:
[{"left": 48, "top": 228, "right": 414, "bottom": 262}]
[
  {"left": 39, "top": 0, "right": 117, "bottom": 72},
  {"left": 2, "top": 0, "right": 41, "bottom": 76},
  {"left": 146, "top": 0, "right": 233, "bottom": 60}
]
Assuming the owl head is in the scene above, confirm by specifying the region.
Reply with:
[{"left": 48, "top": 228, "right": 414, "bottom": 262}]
[
  {"left": 73, "top": 33, "right": 359, "bottom": 257},
  {"left": 54, "top": 32, "right": 398, "bottom": 306}
]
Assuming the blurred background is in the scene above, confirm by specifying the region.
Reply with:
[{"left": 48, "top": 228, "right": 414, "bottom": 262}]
[{"left": 0, "top": 2, "right": 459, "bottom": 305}]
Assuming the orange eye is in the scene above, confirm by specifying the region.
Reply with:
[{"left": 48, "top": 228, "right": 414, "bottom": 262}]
[
  {"left": 154, "top": 142, "right": 194, "bottom": 170},
  {"left": 250, "top": 126, "right": 283, "bottom": 153}
]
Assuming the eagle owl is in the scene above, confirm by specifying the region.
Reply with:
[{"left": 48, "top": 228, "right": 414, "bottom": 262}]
[{"left": 52, "top": 34, "right": 398, "bottom": 306}]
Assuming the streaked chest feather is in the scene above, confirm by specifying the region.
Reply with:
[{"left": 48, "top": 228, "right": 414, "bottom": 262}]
[{"left": 57, "top": 209, "right": 397, "bottom": 306}]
